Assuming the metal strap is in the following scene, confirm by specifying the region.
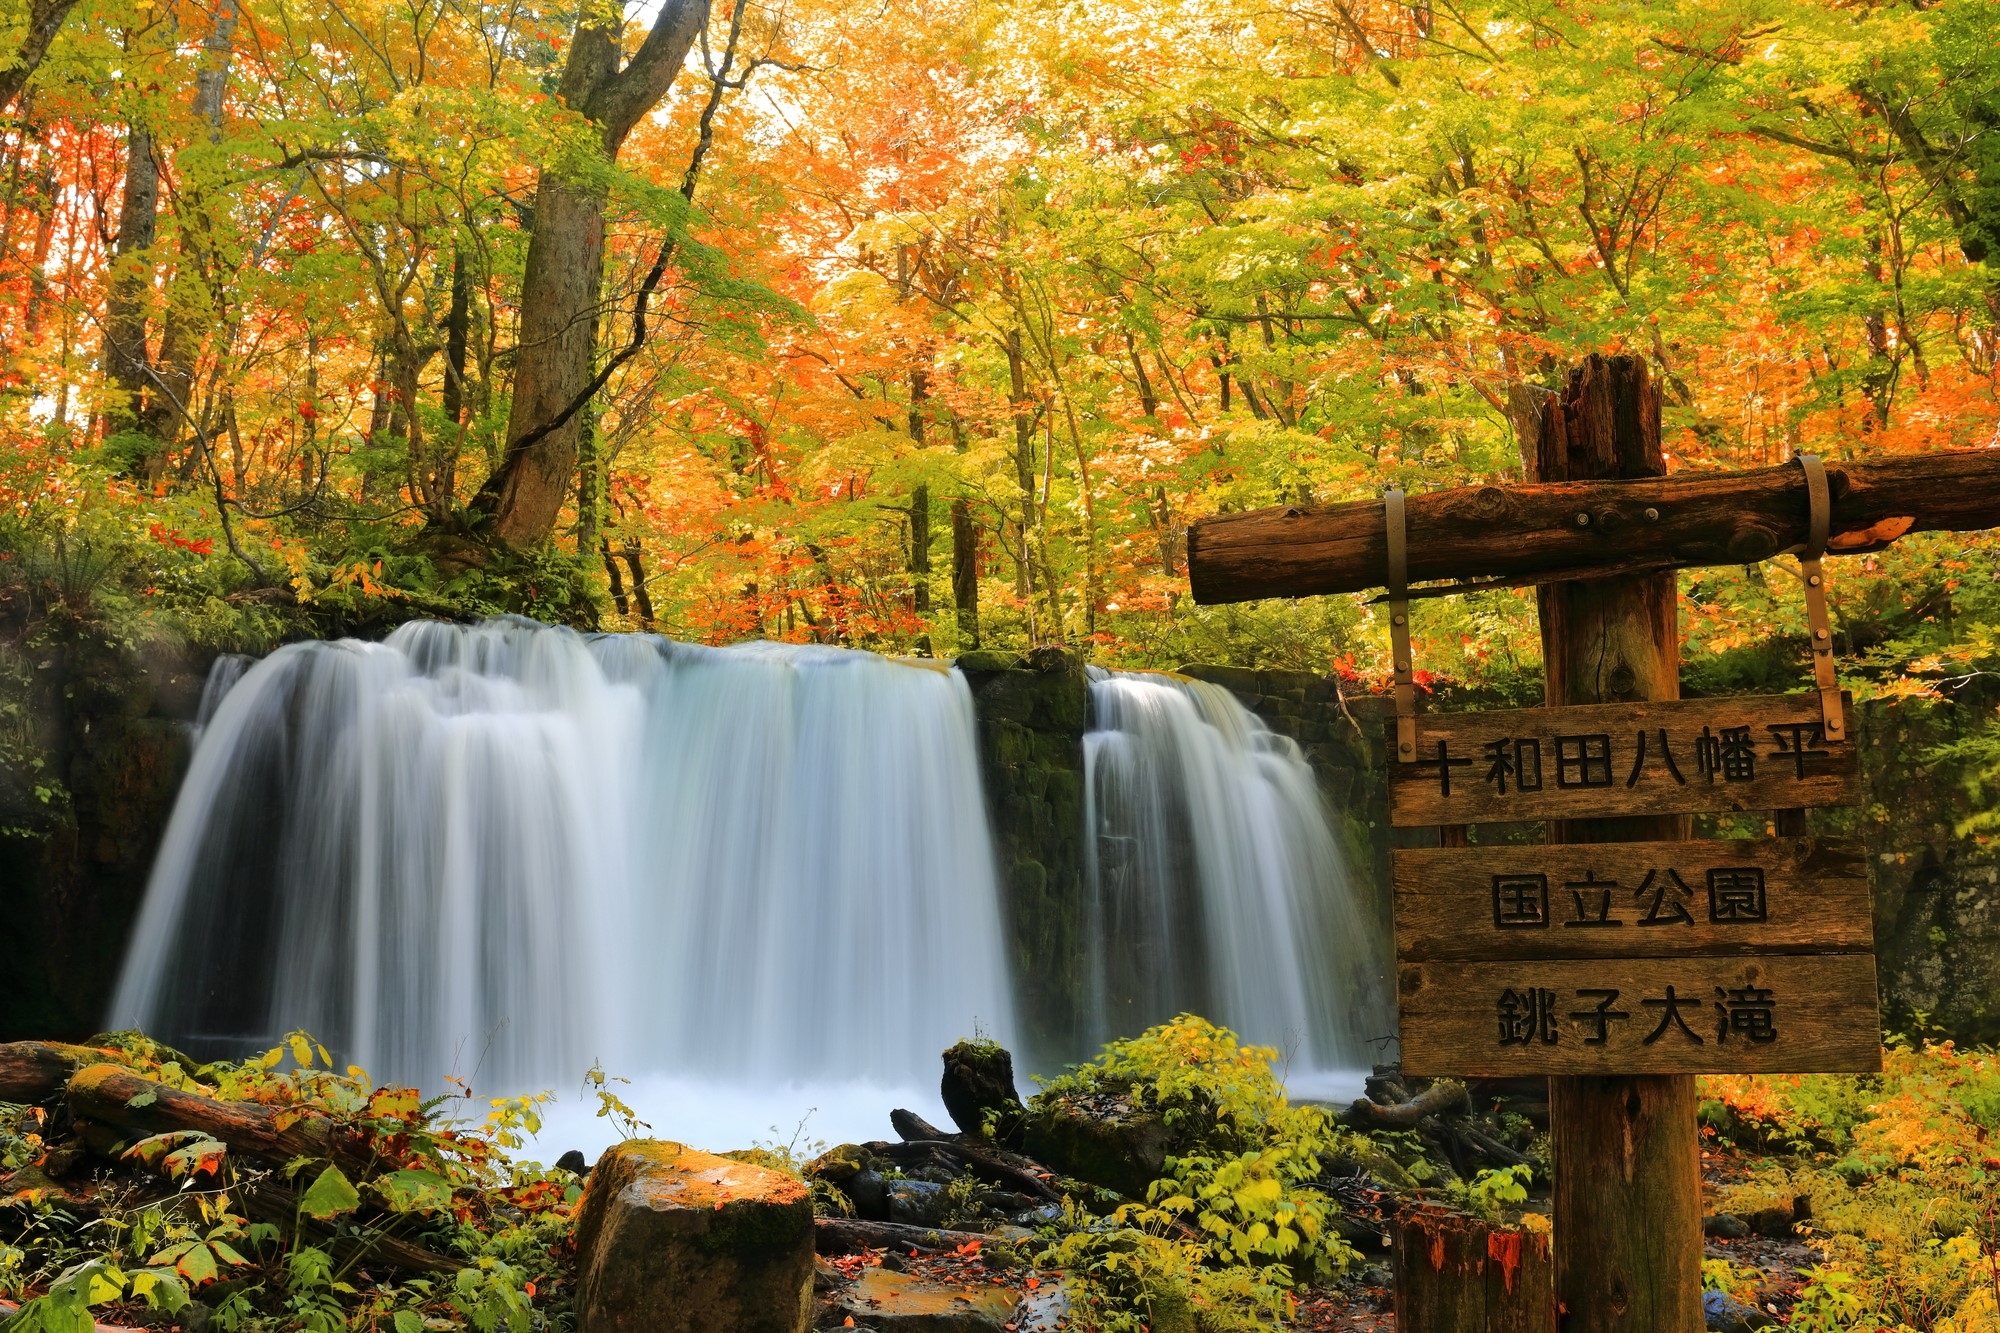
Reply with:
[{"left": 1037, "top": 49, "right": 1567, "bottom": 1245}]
[
  {"left": 1795, "top": 453, "right": 1844, "bottom": 740},
  {"left": 1385, "top": 486, "right": 1417, "bottom": 762}
]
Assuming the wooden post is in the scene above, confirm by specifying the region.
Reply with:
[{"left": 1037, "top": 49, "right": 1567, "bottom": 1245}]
[
  {"left": 1532, "top": 356, "right": 1701, "bottom": 1332},
  {"left": 1393, "top": 1207, "right": 1556, "bottom": 1332}
]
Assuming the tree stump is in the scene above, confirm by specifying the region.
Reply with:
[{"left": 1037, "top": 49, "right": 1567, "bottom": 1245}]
[{"left": 1393, "top": 1206, "right": 1555, "bottom": 1332}]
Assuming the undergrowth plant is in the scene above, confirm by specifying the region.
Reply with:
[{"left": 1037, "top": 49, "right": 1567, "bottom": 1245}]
[
  {"left": 0, "top": 1032, "right": 577, "bottom": 1332},
  {"left": 1703, "top": 1039, "right": 2000, "bottom": 1331},
  {"left": 1032, "top": 1016, "right": 1362, "bottom": 1330}
]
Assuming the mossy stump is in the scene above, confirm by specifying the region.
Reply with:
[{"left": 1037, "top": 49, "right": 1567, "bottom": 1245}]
[{"left": 573, "top": 1139, "right": 814, "bottom": 1333}]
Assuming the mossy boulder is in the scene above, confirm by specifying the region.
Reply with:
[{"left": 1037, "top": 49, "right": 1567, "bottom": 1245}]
[
  {"left": 573, "top": 1139, "right": 814, "bottom": 1333},
  {"left": 940, "top": 1040, "right": 1025, "bottom": 1141},
  {"left": 1020, "top": 1091, "right": 1171, "bottom": 1199}
]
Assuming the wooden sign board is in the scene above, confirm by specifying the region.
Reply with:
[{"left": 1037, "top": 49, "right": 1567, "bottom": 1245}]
[
  {"left": 1397, "top": 953, "right": 1883, "bottom": 1076},
  {"left": 1389, "top": 693, "right": 1858, "bottom": 827},
  {"left": 1394, "top": 837, "right": 1870, "bottom": 962}
]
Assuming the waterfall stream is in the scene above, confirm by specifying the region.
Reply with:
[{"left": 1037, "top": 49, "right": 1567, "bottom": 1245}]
[
  {"left": 1083, "top": 669, "right": 1388, "bottom": 1085},
  {"left": 113, "top": 619, "right": 1014, "bottom": 1125},
  {"left": 114, "top": 621, "right": 1382, "bottom": 1150}
]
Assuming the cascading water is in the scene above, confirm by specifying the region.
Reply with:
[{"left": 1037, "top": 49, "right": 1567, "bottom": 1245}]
[
  {"left": 1082, "top": 669, "right": 1389, "bottom": 1086},
  {"left": 112, "top": 618, "right": 1015, "bottom": 1144},
  {"left": 117, "top": 620, "right": 1387, "bottom": 1148}
]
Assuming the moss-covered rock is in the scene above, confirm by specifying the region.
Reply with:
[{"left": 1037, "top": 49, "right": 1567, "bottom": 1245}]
[
  {"left": 940, "top": 1039, "right": 1025, "bottom": 1140},
  {"left": 573, "top": 1139, "right": 814, "bottom": 1333},
  {"left": 1020, "top": 1092, "right": 1172, "bottom": 1199}
]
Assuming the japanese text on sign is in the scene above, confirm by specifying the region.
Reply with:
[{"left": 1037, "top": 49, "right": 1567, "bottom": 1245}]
[{"left": 1388, "top": 695, "right": 1860, "bottom": 827}]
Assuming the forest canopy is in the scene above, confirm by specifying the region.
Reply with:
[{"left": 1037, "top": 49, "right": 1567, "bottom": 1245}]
[{"left": 0, "top": 0, "right": 1995, "bottom": 688}]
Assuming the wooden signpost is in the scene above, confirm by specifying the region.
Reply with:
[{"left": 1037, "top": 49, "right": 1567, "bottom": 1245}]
[{"left": 1184, "top": 354, "right": 2000, "bottom": 1332}]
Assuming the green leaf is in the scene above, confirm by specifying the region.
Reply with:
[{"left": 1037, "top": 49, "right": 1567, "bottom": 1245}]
[
  {"left": 132, "top": 1269, "right": 190, "bottom": 1314},
  {"left": 124, "top": 1090, "right": 158, "bottom": 1110},
  {"left": 374, "top": 1167, "right": 453, "bottom": 1214},
  {"left": 176, "top": 1244, "right": 218, "bottom": 1285},
  {"left": 394, "top": 1311, "right": 424, "bottom": 1333},
  {"left": 298, "top": 1165, "right": 361, "bottom": 1219}
]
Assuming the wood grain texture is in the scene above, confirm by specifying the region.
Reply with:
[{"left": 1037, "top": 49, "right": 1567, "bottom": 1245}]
[
  {"left": 1551, "top": 1077, "right": 1700, "bottom": 1333},
  {"left": 1397, "top": 954, "right": 1883, "bottom": 1076},
  {"left": 1185, "top": 448, "right": 2000, "bottom": 605},
  {"left": 1388, "top": 693, "right": 1858, "bottom": 827},
  {"left": 1392, "top": 1208, "right": 1556, "bottom": 1332},
  {"left": 1393, "top": 837, "right": 1872, "bottom": 961},
  {"left": 1531, "top": 357, "right": 1697, "bottom": 1333}
]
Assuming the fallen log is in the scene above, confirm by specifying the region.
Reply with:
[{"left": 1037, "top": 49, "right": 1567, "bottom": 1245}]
[
  {"left": 813, "top": 1216, "right": 1001, "bottom": 1256},
  {"left": 1339, "top": 1079, "right": 1470, "bottom": 1130},
  {"left": 0, "top": 1042, "right": 110, "bottom": 1104},
  {"left": 873, "top": 1127, "right": 1064, "bottom": 1204},
  {"left": 235, "top": 1179, "right": 460, "bottom": 1275},
  {"left": 66, "top": 1065, "right": 379, "bottom": 1177},
  {"left": 890, "top": 1108, "right": 954, "bottom": 1142},
  {"left": 1186, "top": 448, "right": 2000, "bottom": 604}
]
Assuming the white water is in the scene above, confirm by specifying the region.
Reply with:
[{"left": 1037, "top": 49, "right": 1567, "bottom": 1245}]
[
  {"left": 112, "top": 619, "right": 1015, "bottom": 1134},
  {"left": 1083, "top": 669, "right": 1388, "bottom": 1080},
  {"left": 114, "top": 622, "right": 1384, "bottom": 1156}
]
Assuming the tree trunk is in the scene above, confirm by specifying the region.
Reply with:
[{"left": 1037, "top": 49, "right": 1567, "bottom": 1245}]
[
  {"left": 475, "top": 0, "right": 707, "bottom": 548},
  {"left": 104, "top": 123, "right": 157, "bottom": 439},
  {"left": 0, "top": 0, "right": 82, "bottom": 112},
  {"left": 484, "top": 180, "right": 604, "bottom": 546},
  {"left": 1532, "top": 355, "right": 1701, "bottom": 1333},
  {"left": 602, "top": 538, "right": 630, "bottom": 615},
  {"left": 951, "top": 499, "right": 979, "bottom": 648},
  {"left": 137, "top": 0, "right": 241, "bottom": 467}
]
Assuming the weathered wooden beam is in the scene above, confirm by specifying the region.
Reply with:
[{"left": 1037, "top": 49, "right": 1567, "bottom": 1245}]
[
  {"left": 1186, "top": 447, "right": 2000, "bottom": 604},
  {"left": 1532, "top": 355, "right": 1701, "bottom": 1333}
]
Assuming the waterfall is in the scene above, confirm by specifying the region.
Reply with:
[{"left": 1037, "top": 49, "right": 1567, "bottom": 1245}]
[
  {"left": 112, "top": 619, "right": 1015, "bottom": 1101},
  {"left": 1082, "top": 668, "right": 1388, "bottom": 1077}
]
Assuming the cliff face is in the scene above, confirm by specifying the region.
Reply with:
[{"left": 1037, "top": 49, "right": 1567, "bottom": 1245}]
[
  {"left": 0, "top": 613, "right": 208, "bottom": 1041},
  {"left": 6, "top": 633, "right": 1996, "bottom": 1058}
]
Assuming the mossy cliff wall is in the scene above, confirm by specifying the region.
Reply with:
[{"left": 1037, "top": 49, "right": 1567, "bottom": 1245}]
[
  {"left": 956, "top": 649, "right": 1092, "bottom": 1065},
  {"left": 1842, "top": 682, "right": 2000, "bottom": 1045},
  {"left": 0, "top": 616, "right": 207, "bottom": 1041}
]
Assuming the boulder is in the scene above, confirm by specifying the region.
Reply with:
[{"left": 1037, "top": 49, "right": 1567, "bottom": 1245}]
[
  {"left": 573, "top": 1139, "right": 814, "bottom": 1333},
  {"left": 826, "top": 1269, "right": 1018, "bottom": 1332},
  {"left": 1704, "top": 1290, "right": 1776, "bottom": 1331},
  {"left": 886, "top": 1179, "right": 952, "bottom": 1226},
  {"left": 1020, "top": 1092, "right": 1170, "bottom": 1199},
  {"left": 939, "top": 1041, "right": 1025, "bottom": 1140}
]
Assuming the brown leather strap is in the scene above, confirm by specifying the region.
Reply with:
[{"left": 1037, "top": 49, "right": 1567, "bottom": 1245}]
[
  {"left": 1385, "top": 486, "right": 1416, "bottom": 762},
  {"left": 1795, "top": 454, "right": 1844, "bottom": 740}
]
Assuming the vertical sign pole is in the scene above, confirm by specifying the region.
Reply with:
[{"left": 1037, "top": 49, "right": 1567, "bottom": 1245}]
[{"left": 1534, "top": 357, "right": 1702, "bottom": 1332}]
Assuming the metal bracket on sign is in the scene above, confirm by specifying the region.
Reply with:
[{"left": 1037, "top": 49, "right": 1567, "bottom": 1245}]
[
  {"left": 1385, "top": 486, "right": 1417, "bottom": 763},
  {"left": 1794, "top": 453, "right": 1844, "bottom": 741}
]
